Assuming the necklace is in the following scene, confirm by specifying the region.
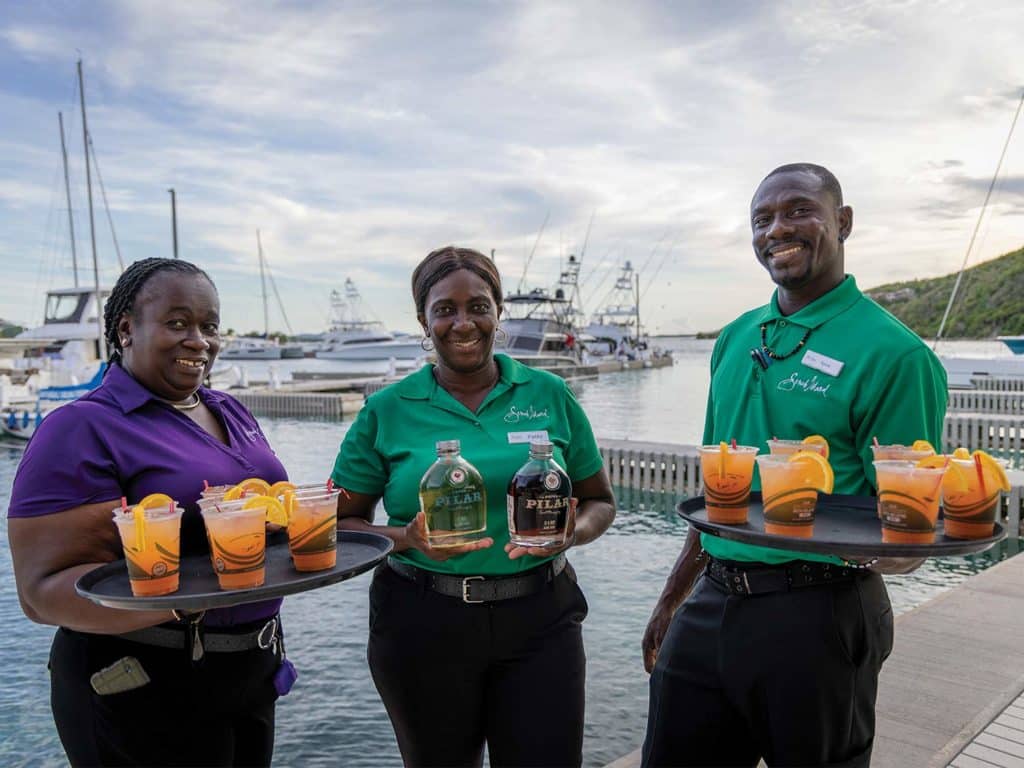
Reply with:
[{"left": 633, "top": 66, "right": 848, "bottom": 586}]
[
  {"left": 162, "top": 393, "right": 202, "bottom": 411},
  {"left": 759, "top": 323, "right": 812, "bottom": 361}
]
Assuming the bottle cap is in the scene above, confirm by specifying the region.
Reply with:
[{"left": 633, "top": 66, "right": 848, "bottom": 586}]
[
  {"left": 436, "top": 439, "right": 460, "bottom": 454},
  {"left": 529, "top": 441, "right": 554, "bottom": 455}
]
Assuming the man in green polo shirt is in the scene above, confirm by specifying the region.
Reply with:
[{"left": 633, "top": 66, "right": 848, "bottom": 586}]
[{"left": 641, "top": 163, "right": 947, "bottom": 768}]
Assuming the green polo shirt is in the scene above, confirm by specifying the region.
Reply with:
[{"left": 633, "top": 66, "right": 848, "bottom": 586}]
[
  {"left": 332, "top": 353, "right": 605, "bottom": 576},
  {"left": 701, "top": 275, "right": 947, "bottom": 564}
]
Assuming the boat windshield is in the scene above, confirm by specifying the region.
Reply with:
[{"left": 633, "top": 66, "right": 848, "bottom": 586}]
[{"left": 44, "top": 293, "right": 88, "bottom": 324}]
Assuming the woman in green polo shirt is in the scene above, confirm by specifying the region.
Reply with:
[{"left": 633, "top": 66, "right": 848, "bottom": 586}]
[{"left": 331, "top": 245, "right": 616, "bottom": 767}]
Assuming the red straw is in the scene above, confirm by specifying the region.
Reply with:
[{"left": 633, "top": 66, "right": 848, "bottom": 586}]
[
  {"left": 340, "top": 487, "right": 351, "bottom": 500},
  {"left": 327, "top": 478, "right": 335, "bottom": 492},
  {"left": 730, "top": 438, "right": 737, "bottom": 449},
  {"left": 772, "top": 435, "right": 778, "bottom": 441},
  {"left": 872, "top": 436, "right": 880, "bottom": 447},
  {"left": 203, "top": 479, "right": 210, "bottom": 491},
  {"left": 120, "top": 496, "right": 128, "bottom": 513},
  {"left": 974, "top": 454, "right": 986, "bottom": 495},
  {"left": 169, "top": 501, "right": 174, "bottom": 514}
]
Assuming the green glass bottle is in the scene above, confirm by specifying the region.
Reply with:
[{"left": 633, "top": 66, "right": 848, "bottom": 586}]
[{"left": 419, "top": 440, "right": 487, "bottom": 547}]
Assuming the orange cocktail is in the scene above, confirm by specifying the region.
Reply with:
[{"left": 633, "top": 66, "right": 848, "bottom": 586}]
[
  {"left": 112, "top": 502, "right": 184, "bottom": 597},
  {"left": 756, "top": 453, "right": 833, "bottom": 538},
  {"left": 200, "top": 500, "right": 267, "bottom": 589},
  {"left": 873, "top": 460, "right": 945, "bottom": 544},
  {"left": 942, "top": 452, "right": 1010, "bottom": 539},
  {"left": 285, "top": 489, "right": 341, "bottom": 571},
  {"left": 697, "top": 444, "right": 759, "bottom": 524}
]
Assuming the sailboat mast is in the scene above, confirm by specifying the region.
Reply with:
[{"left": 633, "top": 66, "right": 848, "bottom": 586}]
[
  {"left": 169, "top": 188, "right": 179, "bottom": 259},
  {"left": 934, "top": 90, "right": 1024, "bottom": 346},
  {"left": 57, "top": 111, "right": 79, "bottom": 288},
  {"left": 78, "top": 60, "right": 104, "bottom": 361},
  {"left": 257, "top": 230, "right": 269, "bottom": 336}
]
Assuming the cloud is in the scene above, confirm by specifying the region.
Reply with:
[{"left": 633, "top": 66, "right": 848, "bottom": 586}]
[{"left": 1, "top": 1, "right": 1023, "bottom": 334}]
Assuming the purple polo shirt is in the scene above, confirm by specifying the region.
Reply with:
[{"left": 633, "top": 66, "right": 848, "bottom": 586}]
[{"left": 8, "top": 364, "right": 287, "bottom": 626}]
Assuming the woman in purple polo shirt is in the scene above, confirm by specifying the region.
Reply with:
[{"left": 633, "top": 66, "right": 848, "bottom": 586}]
[{"left": 8, "top": 258, "right": 290, "bottom": 767}]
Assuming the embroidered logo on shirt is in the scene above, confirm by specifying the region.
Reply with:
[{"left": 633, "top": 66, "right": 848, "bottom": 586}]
[
  {"left": 503, "top": 404, "right": 549, "bottom": 424},
  {"left": 244, "top": 428, "right": 262, "bottom": 443},
  {"left": 777, "top": 371, "right": 830, "bottom": 398}
]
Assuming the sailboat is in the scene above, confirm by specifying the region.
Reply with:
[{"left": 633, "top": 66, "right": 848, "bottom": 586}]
[
  {"left": 2, "top": 61, "right": 113, "bottom": 440},
  {"left": 220, "top": 231, "right": 303, "bottom": 360}
]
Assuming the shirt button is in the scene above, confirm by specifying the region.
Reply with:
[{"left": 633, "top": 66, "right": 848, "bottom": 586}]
[
  {"left": 473, "top": 421, "right": 481, "bottom": 426},
  {"left": 779, "top": 320, "right": 787, "bottom": 327}
]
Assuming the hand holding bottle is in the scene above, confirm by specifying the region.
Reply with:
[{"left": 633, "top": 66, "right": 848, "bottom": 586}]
[
  {"left": 505, "top": 497, "right": 577, "bottom": 560},
  {"left": 404, "top": 511, "right": 493, "bottom": 561}
]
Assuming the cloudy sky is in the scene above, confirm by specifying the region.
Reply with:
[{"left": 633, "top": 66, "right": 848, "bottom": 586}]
[{"left": 2, "top": 0, "right": 1022, "bottom": 336}]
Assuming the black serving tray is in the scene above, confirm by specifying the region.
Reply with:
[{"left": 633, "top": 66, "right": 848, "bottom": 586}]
[
  {"left": 677, "top": 493, "right": 1005, "bottom": 558},
  {"left": 76, "top": 530, "right": 392, "bottom": 611}
]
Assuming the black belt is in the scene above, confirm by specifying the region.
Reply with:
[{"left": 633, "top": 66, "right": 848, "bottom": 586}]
[
  {"left": 705, "top": 556, "right": 857, "bottom": 597},
  {"left": 386, "top": 553, "right": 567, "bottom": 603},
  {"left": 118, "top": 616, "right": 280, "bottom": 654}
]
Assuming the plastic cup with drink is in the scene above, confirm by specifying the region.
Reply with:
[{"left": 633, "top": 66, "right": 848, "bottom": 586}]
[
  {"left": 283, "top": 488, "right": 341, "bottom": 572},
  {"left": 873, "top": 458, "right": 950, "bottom": 544},
  {"left": 756, "top": 452, "right": 834, "bottom": 538},
  {"left": 941, "top": 448, "right": 1011, "bottom": 540},
  {"left": 199, "top": 495, "right": 285, "bottom": 590},
  {"left": 697, "top": 442, "right": 759, "bottom": 524},
  {"left": 112, "top": 494, "right": 184, "bottom": 597}
]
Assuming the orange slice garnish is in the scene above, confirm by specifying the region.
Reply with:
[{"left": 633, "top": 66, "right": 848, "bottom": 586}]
[
  {"left": 951, "top": 447, "right": 971, "bottom": 460},
  {"left": 268, "top": 481, "right": 297, "bottom": 498},
  {"left": 134, "top": 493, "right": 174, "bottom": 510},
  {"left": 242, "top": 494, "right": 289, "bottom": 526},
  {"left": 974, "top": 450, "right": 1012, "bottom": 492},
  {"left": 912, "top": 440, "right": 936, "bottom": 454},
  {"left": 223, "top": 478, "right": 271, "bottom": 501},
  {"left": 801, "top": 434, "right": 830, "bottom": 459},
  {"left": 787, "top": 451, "right": 834, "bottom": 493}
]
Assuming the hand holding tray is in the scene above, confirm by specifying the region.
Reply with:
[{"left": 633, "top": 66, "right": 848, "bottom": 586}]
[
  {"left": 76, "top": 530, "right": 393, "bottom": 611},
  {"left": 677, "top": 493, "right": 1005, "bottom": 558}
]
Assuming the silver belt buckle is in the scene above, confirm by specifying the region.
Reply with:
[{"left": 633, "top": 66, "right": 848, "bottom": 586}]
[
  {"left": 462, "top": 575, "right": 485, "bottom": 603},
  {"left": 257, "top": 617, "right": 278, "bottom": 650}
]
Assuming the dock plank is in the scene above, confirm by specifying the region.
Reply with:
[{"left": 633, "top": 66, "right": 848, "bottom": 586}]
[{"left": 961, "top": 743, "right": 1024, "bottom": 768}]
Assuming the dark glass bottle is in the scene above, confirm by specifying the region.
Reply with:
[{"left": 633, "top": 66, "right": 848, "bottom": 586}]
[{"left": 507, "top": 441, "right": 572, "bottom": 547}]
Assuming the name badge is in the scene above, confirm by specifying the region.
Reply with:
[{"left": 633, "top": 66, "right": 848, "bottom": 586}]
[
  {"left": 801, "top": 349, "right": 844, "bottom": 377},
  {"left": 507, "top": 430, "right": 550, "bottom": 445}
]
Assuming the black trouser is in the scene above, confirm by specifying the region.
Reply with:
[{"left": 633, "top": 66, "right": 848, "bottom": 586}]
[
  {"left": 367, "top": 561, "right": 589, "bottom": 768},
  {"left": 49, "top": 624, "right": 281, "bottom": 767},
  {"left": 642, "top": 566, "right": 894, "bottom": 768}
]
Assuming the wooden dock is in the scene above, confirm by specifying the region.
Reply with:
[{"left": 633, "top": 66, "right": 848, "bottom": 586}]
[{"left": 600, "top": 553, "right": 1024, "bottom": 768}]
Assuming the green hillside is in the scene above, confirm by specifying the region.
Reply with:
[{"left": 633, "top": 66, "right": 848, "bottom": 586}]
[{"left": 866, "top": 245, "right": 1024, "bottom": 339}]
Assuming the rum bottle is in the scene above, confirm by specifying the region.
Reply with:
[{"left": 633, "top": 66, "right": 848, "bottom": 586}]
[
  {"left": 419, "top": 440, "right": 487, "bottom": 547},
  {"left": 507, "top": 441, "right": 572, "bottom": 547}
]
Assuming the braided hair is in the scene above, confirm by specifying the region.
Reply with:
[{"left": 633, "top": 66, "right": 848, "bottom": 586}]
[{"left": 104, "top": 258, "right": 214, "bottom": 368}]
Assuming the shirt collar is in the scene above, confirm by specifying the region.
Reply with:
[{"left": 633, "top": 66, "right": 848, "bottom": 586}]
[
  {"left": 395, "top": 353, "right": 530, "bottom": 400},
  {"left": 758, "top": 275, "right": 862, "bottom": 329},
  {"left": 103, "top": 363, "right": 224, "bottom": 414}
]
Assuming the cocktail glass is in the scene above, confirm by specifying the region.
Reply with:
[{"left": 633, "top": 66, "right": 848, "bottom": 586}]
[
  {"left": 766, "top": 439, "right": 828, "bottom": 457},
  {"left": 941, "top": 457, "right": 1003, "bottom": 539},
  {"left": 285, "top": 489, "right": 341, "bottom": 572},
  {"left": 200, "top": 499, "right": 267, "bottom": 589},
  {"left": 112, "top": 504, "right": 184, "bottom": 597},
  {"left": 756, "top": 455, "right": 822, "bottom": 538},
  {"left": 870, "top": 444, "right": 935, "bottom": 462},
  {"left": 873, "top": 460, "right": 945, "bottom": 544},
  {"left": 697, "top": 445, "right": 759, "bottom": 524}
]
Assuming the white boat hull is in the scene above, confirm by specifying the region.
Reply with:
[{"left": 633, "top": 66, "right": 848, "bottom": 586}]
[{"left": 316, "top": 341, "right": 424, "bottom": 360}]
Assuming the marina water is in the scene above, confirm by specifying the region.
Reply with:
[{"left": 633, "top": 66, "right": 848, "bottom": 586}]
[{"left": 0, "top": 337, "right": 1018, "bottom": 767}]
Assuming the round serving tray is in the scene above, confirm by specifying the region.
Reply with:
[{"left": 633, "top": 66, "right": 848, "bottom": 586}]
[
  {"left": 677, "top": 493, "right": 1006, "bottom": 558},
  {"left": 76, "top": 530, "right": 393, "bottom": 611}
]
